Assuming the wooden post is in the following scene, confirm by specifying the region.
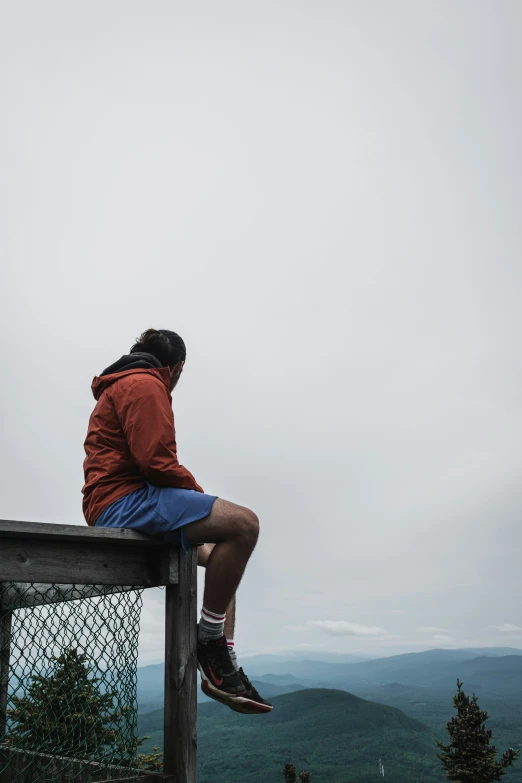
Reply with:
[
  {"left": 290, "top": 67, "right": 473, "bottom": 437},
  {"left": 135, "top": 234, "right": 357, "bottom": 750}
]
[
  {"left": 0, "top": 586, "right": 12, "bottom": 738},
  {"left": 163, "top": 546, "right": 198, "bottom": 783}
]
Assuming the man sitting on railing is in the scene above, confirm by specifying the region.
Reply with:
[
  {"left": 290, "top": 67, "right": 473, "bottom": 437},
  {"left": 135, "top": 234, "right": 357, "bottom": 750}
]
[{"left": 82, "top": 328, "right": 272, "bottom": 715}]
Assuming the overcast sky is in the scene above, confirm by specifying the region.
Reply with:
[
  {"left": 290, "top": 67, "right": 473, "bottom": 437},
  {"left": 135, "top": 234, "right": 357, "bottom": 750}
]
[{"left": 1, "top": 0, "right": 522, "bottom": 665}]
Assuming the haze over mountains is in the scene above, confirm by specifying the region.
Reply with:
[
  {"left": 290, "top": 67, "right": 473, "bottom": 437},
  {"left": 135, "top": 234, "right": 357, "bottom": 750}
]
[
  {"left": 137, "top": 647, "right": 522, "bottom": 782},
  {"left": 240, "top": 647, "right": 522, "bottom": 693}
]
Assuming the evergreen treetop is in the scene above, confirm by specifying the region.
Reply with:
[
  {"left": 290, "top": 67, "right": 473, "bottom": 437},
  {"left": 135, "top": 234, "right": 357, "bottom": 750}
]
[
  {"left": 437, "top": 679, "right": 518, "bottom": 783},
  {"left": 6, "top": 647, "right": 139, "bottom": 761}
]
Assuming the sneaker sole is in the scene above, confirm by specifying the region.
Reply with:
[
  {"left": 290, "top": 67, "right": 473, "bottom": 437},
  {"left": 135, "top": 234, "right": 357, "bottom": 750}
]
[{"left": 200, "top": 678, "right": 273, "bottom": 714}]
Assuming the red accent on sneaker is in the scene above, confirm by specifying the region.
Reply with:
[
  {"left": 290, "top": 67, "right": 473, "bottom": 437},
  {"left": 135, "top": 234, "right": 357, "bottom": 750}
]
[{"left": 208, "top": 664, "right": 224, "bottom": 687}]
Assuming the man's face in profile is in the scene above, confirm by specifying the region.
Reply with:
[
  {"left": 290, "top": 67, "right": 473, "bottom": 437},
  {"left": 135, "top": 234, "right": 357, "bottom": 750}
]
[{"left": 170, "top": 360, "right": 184, "bottom": 392}]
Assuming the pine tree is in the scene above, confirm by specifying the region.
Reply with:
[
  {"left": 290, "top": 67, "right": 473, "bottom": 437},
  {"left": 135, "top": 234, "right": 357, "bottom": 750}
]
[
  {"left": 437, "top": 680, "right": 519, "bottom": 782},
  {"left": 6, "top": 647, "right": 140, "bottom": 760}
]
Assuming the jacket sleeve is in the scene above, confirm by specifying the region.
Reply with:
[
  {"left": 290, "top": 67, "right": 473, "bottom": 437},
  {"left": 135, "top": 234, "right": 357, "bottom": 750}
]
[{"left": 113, "top": 377, "right": 204, "bottom": 492}]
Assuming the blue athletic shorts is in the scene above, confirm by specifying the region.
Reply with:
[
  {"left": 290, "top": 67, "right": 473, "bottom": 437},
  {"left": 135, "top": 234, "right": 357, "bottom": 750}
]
[{"left": 94, "top": 483, "right": 218, "bottom": 552}]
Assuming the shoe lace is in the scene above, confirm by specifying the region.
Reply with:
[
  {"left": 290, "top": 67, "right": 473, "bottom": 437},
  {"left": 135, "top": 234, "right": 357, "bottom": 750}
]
[
  {"left": 238, "top": 667, "right": 257, "bottom": 692},
  {"left": 207, "top": 643, "right": 234, "bottom": 676},
  {"left": 237, "top": 668, "right": 270, "bottom": 705}
]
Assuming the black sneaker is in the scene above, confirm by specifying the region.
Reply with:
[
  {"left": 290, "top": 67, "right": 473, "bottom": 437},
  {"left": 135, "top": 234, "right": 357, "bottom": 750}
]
[
  {"left": 201, "top": 665, "right": 274, "bottom": 714},
  {"left": 235, "top": 667, "right": 274, "bottom": 714},
  {"left": 197, "top": 636, "right": 246, "bottom": 701}
]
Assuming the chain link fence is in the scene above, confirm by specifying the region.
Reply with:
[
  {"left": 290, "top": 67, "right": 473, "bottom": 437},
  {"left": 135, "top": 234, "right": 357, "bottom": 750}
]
[{"left": 0, "top": 583, "right": 144, "bottom": 783}]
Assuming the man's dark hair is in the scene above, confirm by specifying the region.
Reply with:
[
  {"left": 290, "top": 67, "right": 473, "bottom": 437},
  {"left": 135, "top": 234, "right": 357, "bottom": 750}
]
[{"left": 130, "top": 328, "right": 186, "bottom": 369}]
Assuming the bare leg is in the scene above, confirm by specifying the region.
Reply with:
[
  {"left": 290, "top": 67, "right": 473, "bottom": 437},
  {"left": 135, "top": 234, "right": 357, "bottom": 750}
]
[
  {"left": 224, "top": 596, "right": 235, "bottom": 641},
  {"left": 193, "top": 519, "right": 272, "bottom": 712},
  {"left": 184, "top": 498, "right": 258, "bottom": 615},
  {"left": 198, "top": 543, "right": 236, "bottom": 639}
]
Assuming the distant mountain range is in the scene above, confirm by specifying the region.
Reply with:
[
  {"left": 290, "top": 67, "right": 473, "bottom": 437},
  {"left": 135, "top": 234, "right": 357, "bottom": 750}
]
[
  {"left": 240, "top": 651, "right": 372, "bottom": 665},
  {"left": 136, "top": 647, "right": 522, "bottom": 782},
  {"left": 242, "top": 646, "right": 522, "bottom": 689},
  {"left": 137, "top": 647, "right": 522, "bottom": 712}
]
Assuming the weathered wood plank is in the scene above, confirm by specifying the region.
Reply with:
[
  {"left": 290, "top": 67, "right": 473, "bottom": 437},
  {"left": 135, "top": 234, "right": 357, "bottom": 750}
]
[
  {"left": 0, "top": 745, "right": 175, "bottom": 783},
  {"left": 0, "top": 582, "right": 139, "bottom": 611},
  {"left": 158, "top": 546, "right": 179, "bottom": 588},
  {"left": 93, "top": 778, "right": 150, "bottom": 783},
  {"left": 0, "top": 538, "right": 178, "bottom": 586},
  {"left": 0, "top": 519, "right": 162, "bottom": 546},
  {"left": 92, "top": 777, "right": 175, "bottom": 782},
  {"left": 163, "top": 546, "right": 198, "bottom": 782}
]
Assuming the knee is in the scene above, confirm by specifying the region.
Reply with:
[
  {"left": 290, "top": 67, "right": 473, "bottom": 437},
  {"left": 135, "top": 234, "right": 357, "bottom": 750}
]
[
  {"left": 237, "top": 508, "right": 259, "bottom": 548},
  {"left": 197, "top": 543, "right": 214, "bottom": 568}
]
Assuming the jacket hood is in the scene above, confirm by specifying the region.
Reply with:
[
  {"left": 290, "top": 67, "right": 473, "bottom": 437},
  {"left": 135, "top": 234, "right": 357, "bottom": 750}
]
[
  {"left": 91, "top": 353, "right": 171, "bottom": 400},
  {"left": 101, "top": 352, "right": 162, "bottom": 376}
]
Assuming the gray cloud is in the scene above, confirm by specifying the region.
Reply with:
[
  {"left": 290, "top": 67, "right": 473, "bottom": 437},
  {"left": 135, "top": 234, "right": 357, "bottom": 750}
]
[{"left": 308, "top": 621, "right": 389, "bottom": 637}]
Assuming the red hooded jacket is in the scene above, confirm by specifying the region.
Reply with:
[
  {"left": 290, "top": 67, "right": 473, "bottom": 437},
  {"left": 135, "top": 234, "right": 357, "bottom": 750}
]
[{"left": 82, "top": 363, "right": 203, "bottom": 526}]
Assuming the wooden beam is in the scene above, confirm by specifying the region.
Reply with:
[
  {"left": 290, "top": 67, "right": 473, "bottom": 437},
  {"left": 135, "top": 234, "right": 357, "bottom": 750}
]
[
  {"left": 0, "top": 537, "right": 178, "bottom": 586},
  {"left": 0, "top": 519, "right": 163, "bottom": 547},
  {"left": 93, "top": 777, "right": 175, "bottom": 783},
  {"left": 0, "top": 746, "right": 176, "bottom": 782},
  {"left": 163, "top": 546, "right": 198, "bottom": 783}
]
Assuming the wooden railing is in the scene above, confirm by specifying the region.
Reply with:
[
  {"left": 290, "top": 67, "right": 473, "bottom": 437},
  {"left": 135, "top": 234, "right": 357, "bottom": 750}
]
[{"left": 0, "top": 519, "right": 198, "bottom": 783}]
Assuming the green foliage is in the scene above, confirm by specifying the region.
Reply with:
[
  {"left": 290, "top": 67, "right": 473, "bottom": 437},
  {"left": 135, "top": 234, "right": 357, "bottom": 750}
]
[
  {"left": 437, "top": 680, "right": 519, "bottom": 782},
  {"left": 5, "top": 647, "right": 142, "bottom": 761},
  {"left": 136, "top": 744, "right": 164, "bottom": 771}
]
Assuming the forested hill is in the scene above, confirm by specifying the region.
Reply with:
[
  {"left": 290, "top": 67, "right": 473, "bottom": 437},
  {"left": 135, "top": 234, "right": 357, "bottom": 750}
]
[{"left": 139, "top": 688, "right": 445, "bottom": 783}]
